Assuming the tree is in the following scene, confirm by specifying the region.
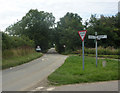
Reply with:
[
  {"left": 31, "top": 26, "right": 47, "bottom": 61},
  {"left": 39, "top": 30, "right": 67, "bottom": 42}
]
[
  {"left": 55, "top": 12, "right": 84, "bottom": 53},
  {"left": 6, "top": 9, "right": 55, "bottom": 52},
  {"left": 87, "top": 13, "right": 120, "bottom": 48}
]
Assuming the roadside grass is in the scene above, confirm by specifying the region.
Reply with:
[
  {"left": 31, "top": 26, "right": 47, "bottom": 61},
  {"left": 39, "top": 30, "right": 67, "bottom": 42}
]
[
  {"left": 84, "top": 54, "right": 119, "bottom": 59},
  {"left": 2, "top": 48, "right": 43, "bottom": 69},
  {"left": 66, "top": 46, "right": 119, "bottom": 59},
  {"left": 63, "top": 51, "right": 119, "bottom": 59},
  {"left": 48, "top": 56, "right": 118, "bottom": 85},
  {"left": 64, "top": 54, "right": 119, "bottom": 59},
  {"left": 84, "top": 46, "right": 119, "bottom": 55}
]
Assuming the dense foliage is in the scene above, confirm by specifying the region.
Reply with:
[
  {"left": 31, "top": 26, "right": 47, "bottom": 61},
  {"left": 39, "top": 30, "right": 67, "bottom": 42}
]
[
  {"left": 2, "top": 33, "right": 34, "bottom": 50},
  {"left": 5, "top": 9, "right": 55, "bottom": 52},
  {"left": 86, "top": 14, "right": 120, "bottom": 48},
  {"left": 4, "top": 9, "right": 120, "bottom": 53},
  {"left": 54, "top": 12, "right": 84, "bottom": 53},
  {"left": 53, "top": 13, "right": 120, "bottom": 53}
]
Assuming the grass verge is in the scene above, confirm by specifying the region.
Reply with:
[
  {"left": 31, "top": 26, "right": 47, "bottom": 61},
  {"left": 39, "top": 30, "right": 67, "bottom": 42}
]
[
  {"left": 84, "top": 54, "right": 119, "bottom": 59},
  {"left": 2, "top": 52, "right": 43, "bottom": 69},
  {"left": 48, "top": 56, "right": 118, "bottom": 85},
  {"left": 63, "top": 53, "right": 119, "bottom": 59}
]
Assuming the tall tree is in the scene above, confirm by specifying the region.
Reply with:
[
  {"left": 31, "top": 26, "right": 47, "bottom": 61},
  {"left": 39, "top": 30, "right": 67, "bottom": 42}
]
[
  {"left": 87, "top": 13, "right": 120, "bottom": 48},
  {"left": 55, "top": 12, "right": 84, "bottom": 53},
  {"left": 6, "top": 9, "right": 55, "bottom": 51}
]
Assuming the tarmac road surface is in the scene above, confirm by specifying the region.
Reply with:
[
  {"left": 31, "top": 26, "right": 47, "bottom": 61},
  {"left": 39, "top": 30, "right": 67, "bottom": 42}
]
[
  {"left": 42, "top": 80, "right": 118, "bottom": 91},
  {"left": 2, "top": 48, "right": 68, "bottom": 91},
  {"left": 31, "top": 80, "right": 118, "bottom": 91}
]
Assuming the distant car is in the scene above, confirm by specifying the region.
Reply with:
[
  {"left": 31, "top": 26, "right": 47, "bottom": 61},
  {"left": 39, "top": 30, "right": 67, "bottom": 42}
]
[{"left": 36, "top": 46, "right": 41, "bottom": 52}]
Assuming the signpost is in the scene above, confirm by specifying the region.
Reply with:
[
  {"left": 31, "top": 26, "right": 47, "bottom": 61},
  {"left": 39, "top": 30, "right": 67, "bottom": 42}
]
[
  {"left": 78, "top": 30, "right": 87, "bottom": 70},
  {"left": 88, "top": 32, "right": 107, "bottom": 67}
]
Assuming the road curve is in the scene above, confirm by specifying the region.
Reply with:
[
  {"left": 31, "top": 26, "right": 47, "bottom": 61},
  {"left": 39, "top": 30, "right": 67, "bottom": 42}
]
[{"left": 2, "top": 48, "right": 68, "bottom": 91}]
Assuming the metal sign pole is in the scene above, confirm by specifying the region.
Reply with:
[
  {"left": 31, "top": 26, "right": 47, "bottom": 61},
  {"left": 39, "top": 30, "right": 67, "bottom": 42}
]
[
  {"left": 88, "top": 32, "right": 107, "bottom": 68},
  {"left": 82, "top": 40, "right": 84, "bottom": 70},
  {"left": 96, "top": 39, "right": 97, "bottom": 67},
  {"left": 78, "top": 30, "right": 87, "bottom": 70},
  {"left": 95, "top": 32, "right": 97, "bottom": 67}
]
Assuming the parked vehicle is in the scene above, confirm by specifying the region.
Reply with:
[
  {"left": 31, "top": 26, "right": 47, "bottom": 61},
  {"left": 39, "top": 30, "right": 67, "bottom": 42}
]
[{"left": 36, "top": 46, "right": 41, "bottom": 52}]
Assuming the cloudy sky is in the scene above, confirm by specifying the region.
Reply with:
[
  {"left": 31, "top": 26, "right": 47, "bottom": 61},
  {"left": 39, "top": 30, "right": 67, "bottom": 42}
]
[{"left": 0, "top": 0, "right": 119, "bottom": 31}]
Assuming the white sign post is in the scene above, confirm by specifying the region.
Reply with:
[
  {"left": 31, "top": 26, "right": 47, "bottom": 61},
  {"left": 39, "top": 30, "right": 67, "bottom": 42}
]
[
  {"left": 78, "top": 30, "right": 87, "bottom": 70},
  {"left": 88, "top": 32, "right": 107, "bottom": 67}
]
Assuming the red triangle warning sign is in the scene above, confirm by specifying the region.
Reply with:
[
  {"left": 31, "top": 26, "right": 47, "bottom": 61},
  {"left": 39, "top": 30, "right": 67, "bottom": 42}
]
[{"left": 78, "top": 30, "right": 87, "bottom": 41}]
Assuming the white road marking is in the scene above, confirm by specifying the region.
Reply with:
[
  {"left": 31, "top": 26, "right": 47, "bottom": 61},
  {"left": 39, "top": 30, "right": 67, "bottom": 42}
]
[
  {"left": 9, "top": 67, "right": 12, "bottom": 69},
  {"left": 35, "top": 87, "right": 44, "bottom": 90},
  {"left": 42, "top": 59, "right": 44, "bottom": 61},
  {"left": 46, "top": 87, "right": 55, "bottom": 91}
]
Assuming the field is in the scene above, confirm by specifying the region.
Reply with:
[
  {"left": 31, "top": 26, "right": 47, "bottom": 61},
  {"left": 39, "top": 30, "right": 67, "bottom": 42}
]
[{"left": 48, "top": 56, "right": 118, "bottom": 85}]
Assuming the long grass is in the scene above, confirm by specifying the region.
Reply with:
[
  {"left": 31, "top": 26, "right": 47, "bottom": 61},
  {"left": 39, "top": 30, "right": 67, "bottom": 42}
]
[
  {"left": 3, "top": 47, "right": 35, "bottom": 58},
  {"left": 72, "top": 46, "right": 119, "bottom": 55},
  {"left": 85, "top": 46, "right": 119, "bottom": 55},
  {"left": 85, "top": 54, "right": 119, "bottom": 59},
  {"left": 2, "top": 48, "right": 43, "bottom": 69},
  {"left": 48, "top": 56, "right": 118, "bottom": 85}
]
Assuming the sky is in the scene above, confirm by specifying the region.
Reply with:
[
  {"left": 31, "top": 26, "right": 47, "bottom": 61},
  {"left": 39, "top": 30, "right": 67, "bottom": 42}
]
[{"left": 0, "top": 0, "right": 119, "bottom": 31}]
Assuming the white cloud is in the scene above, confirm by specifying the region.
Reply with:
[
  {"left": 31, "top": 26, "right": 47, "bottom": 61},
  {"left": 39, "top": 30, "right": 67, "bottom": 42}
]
[
  {"left": 0, "top": 0, "right": 119, "bottom": 31},
  {"left": 118, "top": 1, "right": 120, "bottom": 12}
]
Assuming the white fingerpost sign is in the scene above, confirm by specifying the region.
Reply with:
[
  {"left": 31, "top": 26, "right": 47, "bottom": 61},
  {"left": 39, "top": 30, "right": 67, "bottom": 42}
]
[
  {"left": 78, "top": 30, "right": 87, "bottom": 70},
  {"left": 88, "top": 32, "right": 107, "bottom": 67},
  {"left": 88, "top": 35, "right": 96, "bottom": 39}
]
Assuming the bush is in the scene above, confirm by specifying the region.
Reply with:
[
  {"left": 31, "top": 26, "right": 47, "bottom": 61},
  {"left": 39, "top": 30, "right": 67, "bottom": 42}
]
[
  {"left": 85, "top": 48, "right": 95, "bottom": 54},
  {"left": 97, "top": 46, "right": 119, "bottom": 55},
  {"left": 2, "top": 33, "right": 12, "bottom": 50},
  {"left": 73, "top": 46, "right": 119, "bottom": 55},
  {"left": 2, "top": 33, "right": 35, "bottom": 51}
]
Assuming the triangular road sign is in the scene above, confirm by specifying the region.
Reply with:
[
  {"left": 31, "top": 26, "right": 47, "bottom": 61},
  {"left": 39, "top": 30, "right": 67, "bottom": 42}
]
[{"left": 78, "top": 30, "right": 87, "bottom": 41}]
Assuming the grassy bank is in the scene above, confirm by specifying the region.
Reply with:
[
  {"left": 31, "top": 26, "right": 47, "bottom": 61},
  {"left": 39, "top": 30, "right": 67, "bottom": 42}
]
[
  {"left": 2, "top": 48, "right": 43, "bottom": 69},
  {"left": 48, "top": 56, "right": 118, "bottom": 85}
]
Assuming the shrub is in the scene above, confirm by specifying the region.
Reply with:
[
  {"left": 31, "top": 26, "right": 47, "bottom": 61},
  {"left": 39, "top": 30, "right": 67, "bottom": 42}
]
[
  {"left": 2, "top": 33, "right": 12, "bottom": 50},
  {"left": 2, "top": 33, "right": 35, "bottom": 51},
  {"left": 97, "top": 46, "right": 119, "bottom": 55},
  {"left": 77, "top": 46, "right": 119, "bottom": 55}
]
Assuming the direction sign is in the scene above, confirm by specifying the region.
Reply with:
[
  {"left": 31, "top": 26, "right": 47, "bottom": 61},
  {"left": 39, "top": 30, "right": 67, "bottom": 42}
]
[
  {"left": 78, "top": 30, "right": 87, "bottom": 41},
  {"left": 97, "top": 35, "right": 107, "bottom": 39},
  {"left": 88, "top": 32, "right": 107, "bottom": 68},
  {"left": 88, "top": 35, "right": 107, "bottom": 40},
  {"left": 88, "top": 35, "right": 96, "bottom": 39}
]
